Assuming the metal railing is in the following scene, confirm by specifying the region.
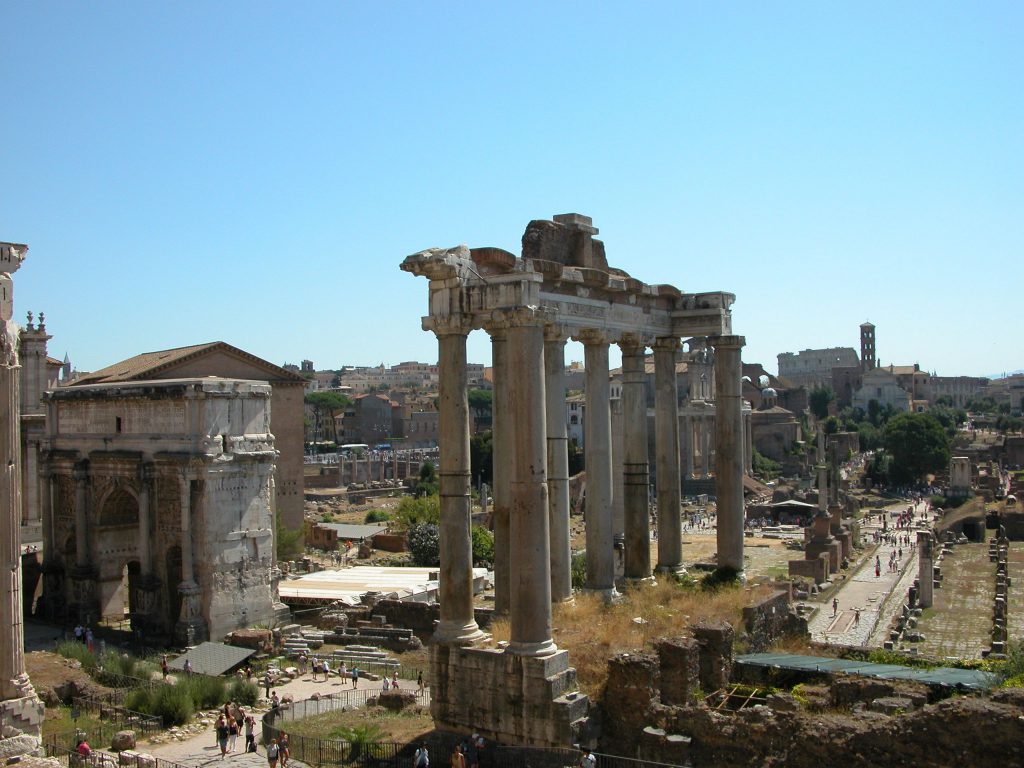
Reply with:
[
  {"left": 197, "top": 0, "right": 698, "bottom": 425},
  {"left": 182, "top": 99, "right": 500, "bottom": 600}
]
[
  {"left": 261, "top": 693, "right": 686, "bottom": 768},
  {"left": 69, "top": 696, "right": 163, "bottom": 734},
  {"left": 45, "top": 744, "right": 197, "bottom": 768}
]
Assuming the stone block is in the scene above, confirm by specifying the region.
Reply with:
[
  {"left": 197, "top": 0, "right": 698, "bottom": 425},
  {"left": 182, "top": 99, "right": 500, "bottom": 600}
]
[
  {"left": 110, "top": 732, "right": 136, "bottom": 753},
  {"left": 692, "top": 621, "right": 734, "bottom": 692},
  {"left": 655, "top": 636, "right": 700, "bottom": 706},
  {"left": 869, "top": 696, "right": 915, "bottom": 714}
]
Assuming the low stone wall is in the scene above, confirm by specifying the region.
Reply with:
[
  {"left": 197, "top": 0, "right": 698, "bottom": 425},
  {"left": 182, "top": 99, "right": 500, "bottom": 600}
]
[{"left": 742, "top": 588, "right": 808, "bottom": 653}]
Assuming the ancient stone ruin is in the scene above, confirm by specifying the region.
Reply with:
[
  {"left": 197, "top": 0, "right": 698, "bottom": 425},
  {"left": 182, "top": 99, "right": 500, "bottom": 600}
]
[
  {"left": 0, "top": 242, "right": 45, "bottom": 755},
  {"left": 401, "top": 213, "right": 745, "bottom": 746}
]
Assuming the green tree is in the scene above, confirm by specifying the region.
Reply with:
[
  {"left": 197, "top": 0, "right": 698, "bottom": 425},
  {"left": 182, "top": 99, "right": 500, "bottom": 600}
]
[
  {"left": 823, "top": 415, "right": 840, "bottom": 435},
  {"left": 752, "top": 448, "right": 781, "bottom": 480},
  {"left": 305, "top": 391, "right": 352, "bottom": 447},
  {"left": 470, "top": 430, "right": 493, "bottom": 487},
  {"left": 882, "top": 413, "right": 951, "bottom": 484},
  {"left": 393, "top": 494, "right": 440, "bottom": 530},
  {"left": 412, "top": 461, "right": 439, "bottom": 497},
  {"left": 468, "top": 388, "right": 493, "bottom": 425},
  {"left": 471, "top": 524, "right": 494, "bottom": 566},
  {"left": 808, "top": 386, "right": 836, "bottom": 420}
]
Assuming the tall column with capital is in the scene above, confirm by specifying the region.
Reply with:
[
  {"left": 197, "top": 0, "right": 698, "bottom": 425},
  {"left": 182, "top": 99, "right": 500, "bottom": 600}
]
[
  {"left": 432, "top": 317, "right": 485, "bottom": 645},
  {"left": 0, "top": 241, "right": 44, "bottom": 738},
  {"left": 620, "top": 335, "right": 651, "bottom": 581},
  {"left": 507, "top": 309, "right": 556, "bottom": 655},
  {"left": 581, "top": 331, "right": 616, "bottom": 596},
  {"left": 545, "top": 326, "right": 572, "bottom": 603},
  {"left": 487, "top": 319, "right": 511, "bottom": 616},
  {"left": 682, "top": 416, "right": 694, "bottom": 480},
  {"left": 712, "top": 335, "right": 746, "bottom": 575},
  {"left": 654, "top": 338, "right": 684, "bottom": 574}
]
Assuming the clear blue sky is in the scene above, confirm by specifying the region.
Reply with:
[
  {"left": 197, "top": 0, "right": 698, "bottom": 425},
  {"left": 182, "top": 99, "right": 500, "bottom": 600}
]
[{"left": 3, "top": 2, "right": 1021, "bottom": 378}]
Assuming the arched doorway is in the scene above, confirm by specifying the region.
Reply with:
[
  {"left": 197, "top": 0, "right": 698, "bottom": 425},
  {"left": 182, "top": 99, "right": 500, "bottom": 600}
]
[{"left": 95, "top": 487, "right": 140, "bottom": 624}]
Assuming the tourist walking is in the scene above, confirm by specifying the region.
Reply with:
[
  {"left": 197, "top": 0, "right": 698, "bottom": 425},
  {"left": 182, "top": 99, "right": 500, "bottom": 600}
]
[
  {"left": 228, "top": 715, "right": 239, "bottom": 752},
  {"left": 413, "top": 742, "right": 429, "bottom": 768},
  {"left": 831, "top": 598, "right": 838, "bottom": 617},
  {"left": 351, "top": 667, "right": 359, "bottom": 689},
  {"left": 450, "top": 744, "right": 465, "bottom": 768},
  {"left": 579, "top": 747, "right": 596, "bottom": 768},
  {"left": 264, "top": 671, "right": 273, "bottom": 698},
  {"left": 279, "top": 732, "right": 290, "bottom": 768},
  {"left": 245, "top": 715, "right": 256, "bottom": 753},
  {"left": 267, "top": 739, "right": 280, "bottom": 768},
  {"left": 160, "top": 655, "right": 169, "bottom": 680},
  {"left": 417, "top": 671, "right": 424, "bottom": 694},
  {"left": 216, "top": 716, "right": 229, "bottom": 759}
]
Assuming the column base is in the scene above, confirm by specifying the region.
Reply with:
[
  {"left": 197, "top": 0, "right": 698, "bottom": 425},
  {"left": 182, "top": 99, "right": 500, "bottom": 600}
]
[
  {"left": 508, "top": 638, "right": 559, "bottom": 657},
  {"left": 432, "top": 619, "right": 488, "bottom": 647},
  {"left": 656, "top": 564, "right": 688, "bottom": 577},
  {"left": 624, "top": 575, "right": 658, "bottom": 588},
  {"left": 582, "top": 586, "right": 621, "bottom": 604}
]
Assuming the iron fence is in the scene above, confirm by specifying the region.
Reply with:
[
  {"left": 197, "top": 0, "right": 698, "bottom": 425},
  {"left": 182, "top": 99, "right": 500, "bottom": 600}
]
[
  {"left": 70, "top": 696, "right": 163, "bottom": 734},
  {"left": 45, "top": 744, "right": 198, "bottom": 768},
  {"left": 260, "top": 694, "right": 686, "bottom": 768}
]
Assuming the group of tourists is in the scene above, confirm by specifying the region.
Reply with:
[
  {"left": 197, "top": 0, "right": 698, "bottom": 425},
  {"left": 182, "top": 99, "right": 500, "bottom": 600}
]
[
  {"left": 214, "top": 701, "right": 257, "bottom": 759},
  {"left": 413, "top": 734, "right": 487, "bottom": 768}
]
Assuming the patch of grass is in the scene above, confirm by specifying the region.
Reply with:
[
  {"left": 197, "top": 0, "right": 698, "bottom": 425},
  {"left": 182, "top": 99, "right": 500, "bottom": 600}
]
[
  {"left": 55, "top": 641, "right": 98, "bottom": 673},
  {"left": 43, "top": 706, "right": 106, "bottom": 739},
  {"left": 491, "top": 579, "right": 770, "bottom": 698},
  {"left": 281, "top": 705, "right": 433, "bottom": 746},
  {"left": 179, "top": 674, "right": 226, "bottom": 709}
]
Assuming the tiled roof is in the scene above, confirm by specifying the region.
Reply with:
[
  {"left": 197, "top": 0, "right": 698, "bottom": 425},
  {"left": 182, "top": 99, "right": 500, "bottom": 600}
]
[{"left": 71, "top": 342, "right": 305, "bottom": 385}]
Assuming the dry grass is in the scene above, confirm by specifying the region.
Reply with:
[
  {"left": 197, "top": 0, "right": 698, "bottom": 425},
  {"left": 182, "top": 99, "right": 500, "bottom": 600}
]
[{"left": 485, "top": 580, "right": 774, "bottom": 698}]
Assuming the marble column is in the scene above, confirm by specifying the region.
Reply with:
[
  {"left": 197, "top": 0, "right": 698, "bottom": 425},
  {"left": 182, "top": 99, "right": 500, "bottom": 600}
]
[
  {"left": 712, "top": 335, "right": 746, "bottom": 575},
  {"left": 73, "top": 465, "right": 90, "bottom": 568},
  {"left": 507, "top": 309, "right": 556, "bottom": 655},
  {"left": 620, "top": 335, "right": 651, "bottom": 581},
  {"left": 581, "top": 331, "right": 616, "bottom": 597},
  {"left": 700, "top": 420, "right": 710, "bottom": 478},
  {"left": 654, "top": 338, "right": 684, "bottom": 574},
  {"left": 682, "top": 415, "right": 694, "bottom": 479},
  {"left": 431, "top": 317, "right": 485, "bottom": 645},
  {"left": 175, "top": 470, "right": 205, "bottom": 643},
  {"left": 0, "top": 242, "right": 44, "bottom": 740},
  {"left": 487, "top": 319, "right": 511, "bottom": 616},
  {"left": 545, "top": 326, "right": 572, "bottom": 603},
  {"left": 137, "top": 464, "right": 154, "bottom": 577}
]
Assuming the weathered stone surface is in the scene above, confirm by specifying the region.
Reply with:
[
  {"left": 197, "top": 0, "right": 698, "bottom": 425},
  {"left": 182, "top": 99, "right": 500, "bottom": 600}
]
[
  {"left": 110, "top": 731, "right": 136, "bottom": 751},
  {"left": 601, "top": 652, "right": 658, "bottom": 757},
  {"left": 654, "top": 637, "right": 699, "bottom": 707},
  {"left": 692, "top": 621, "right": 734, "bottom": 692},
  {"left": 0, "top": 736, "right": 39, "bottom": 761}
]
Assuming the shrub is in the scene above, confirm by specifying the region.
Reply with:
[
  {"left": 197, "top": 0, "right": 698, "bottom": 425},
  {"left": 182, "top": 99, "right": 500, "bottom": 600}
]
[
  {"left": 365, "top": 509, "right": 391, "bottom": 524},
  {"left": 56, "top": 640, "right": 98, "bottom": 673},
  {"left": 180, "top": 674, "right": 226, "bottom": 710},
  {"left": 228, "top": 679, "right": 259, "bottom": 706},
  {"left": 152, "top": 684, "right": 195, "bottom": 726},
  {"left": 570, "top": 552, "right": 587, "bottom": 590},
  {"left": 702, "top": 567, "right": 741, "bottom": 590},
  {"left": 471, "top": 525, "right": 494, "bottom": 566},
  {"left": 407, "top": 523, "right": 440, "bottom": 566}
]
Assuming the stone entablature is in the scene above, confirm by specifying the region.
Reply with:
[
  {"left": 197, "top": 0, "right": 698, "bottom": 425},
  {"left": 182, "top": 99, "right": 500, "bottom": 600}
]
[{"left": 39, "top": 378, "right": 280, "bottom": 643}]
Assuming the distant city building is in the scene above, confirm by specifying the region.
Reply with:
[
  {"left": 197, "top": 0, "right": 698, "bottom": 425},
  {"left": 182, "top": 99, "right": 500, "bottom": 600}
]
[
  {"left": 340, "top": 393, "right": 404, "bottom": 445},
  {"left": 778, "top": 346, "right": 860, "bottom": 389},
  {"left": 931, "top": 376, "right": 989, "bottom": 408},
  {"left": 852, "top": 367, "right": 913, "bottom": 413}
]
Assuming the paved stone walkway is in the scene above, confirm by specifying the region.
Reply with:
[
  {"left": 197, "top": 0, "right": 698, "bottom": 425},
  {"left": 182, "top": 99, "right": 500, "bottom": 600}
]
[
  {"left": 1008, "top": 543, "right": 1024, "bottom": 642},
  {"left": 806, "top": 499, "right": 926, "bottom": 648},
  {"left": 915, "top": 542, "right": 997, "bottom": 659}
]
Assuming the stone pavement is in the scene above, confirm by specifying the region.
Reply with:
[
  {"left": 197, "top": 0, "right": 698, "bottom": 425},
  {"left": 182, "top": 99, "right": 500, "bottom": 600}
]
[
  {"left": 915, "top": 542, "right": 997, "bottom": 659},
  {"left": 806, "top": 499, "right": 926, "bottom": 648}
]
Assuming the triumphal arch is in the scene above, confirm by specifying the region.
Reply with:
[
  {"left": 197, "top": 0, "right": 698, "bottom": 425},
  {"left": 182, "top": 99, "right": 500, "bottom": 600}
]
[
  {"left": 401, "top": 213, "right": 745, "bottom": 746},
  {"left": 37, "top": 378, "right": 281, "bottom": 644}
]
